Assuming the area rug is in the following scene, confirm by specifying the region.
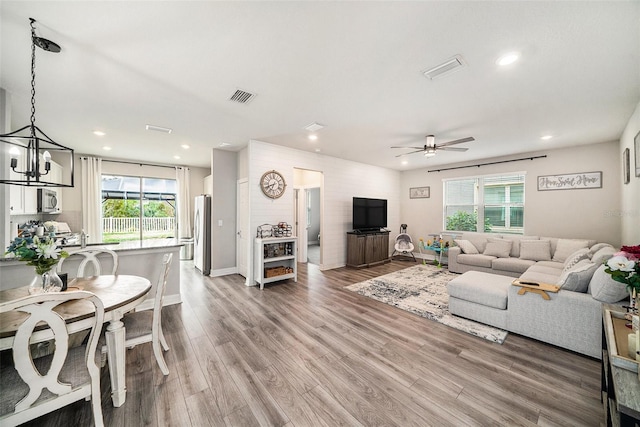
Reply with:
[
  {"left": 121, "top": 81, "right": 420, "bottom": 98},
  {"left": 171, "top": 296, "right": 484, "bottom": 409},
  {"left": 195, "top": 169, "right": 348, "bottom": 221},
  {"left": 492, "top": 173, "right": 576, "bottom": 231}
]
[{"left": 345, "top": 265, "right": 508, "bottom": 343}]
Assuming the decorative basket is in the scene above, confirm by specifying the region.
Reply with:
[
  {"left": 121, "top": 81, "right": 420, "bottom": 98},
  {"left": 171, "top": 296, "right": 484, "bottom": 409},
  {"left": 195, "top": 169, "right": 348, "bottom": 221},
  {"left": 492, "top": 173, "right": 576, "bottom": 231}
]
[
  {"left": 273, "top": 222, "right": 292, "bottom": 237},
  {"left": 264, "top": 266, "right": 293, "bottom": 278},
  {"left": 256, "top": 224, "right": 273, "bottom": 238}
]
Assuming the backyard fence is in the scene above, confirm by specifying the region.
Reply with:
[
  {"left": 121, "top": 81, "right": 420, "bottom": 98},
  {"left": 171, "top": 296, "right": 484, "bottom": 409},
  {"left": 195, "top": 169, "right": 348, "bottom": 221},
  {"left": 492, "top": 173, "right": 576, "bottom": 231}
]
[{"left": 103, "top": 217, "right": 175, "bottom": 233}]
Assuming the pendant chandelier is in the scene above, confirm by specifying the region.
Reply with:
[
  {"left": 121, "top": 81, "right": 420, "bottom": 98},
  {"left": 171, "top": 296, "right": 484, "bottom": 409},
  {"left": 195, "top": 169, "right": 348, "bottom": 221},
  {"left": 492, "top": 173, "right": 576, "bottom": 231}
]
[{"left": 0, "top": 18, "right": 74, "bottom": 187}]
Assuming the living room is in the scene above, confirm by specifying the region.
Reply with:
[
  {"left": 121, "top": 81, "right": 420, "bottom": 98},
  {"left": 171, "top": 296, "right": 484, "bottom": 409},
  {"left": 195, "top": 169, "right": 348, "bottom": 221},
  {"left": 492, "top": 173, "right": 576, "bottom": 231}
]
[{"left": 1, "top": 1, "right": 639, "bottom": 426}]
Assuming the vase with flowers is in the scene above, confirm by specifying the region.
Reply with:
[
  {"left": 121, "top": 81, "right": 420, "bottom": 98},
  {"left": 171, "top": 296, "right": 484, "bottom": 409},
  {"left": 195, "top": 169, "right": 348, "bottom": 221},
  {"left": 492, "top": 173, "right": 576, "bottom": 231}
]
[
  {"left": 605, "top": 244, "right": 640, "bottom": 311},
  {"left": 5, "top": 236, "right": 69, "bottom": 294}
]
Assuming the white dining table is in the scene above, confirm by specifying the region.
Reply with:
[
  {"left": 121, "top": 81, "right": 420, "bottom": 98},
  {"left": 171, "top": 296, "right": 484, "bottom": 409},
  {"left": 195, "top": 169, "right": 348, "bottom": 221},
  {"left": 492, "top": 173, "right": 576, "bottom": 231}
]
[{"left": 0, "top": 274, "right": 152, "bottom": 407}]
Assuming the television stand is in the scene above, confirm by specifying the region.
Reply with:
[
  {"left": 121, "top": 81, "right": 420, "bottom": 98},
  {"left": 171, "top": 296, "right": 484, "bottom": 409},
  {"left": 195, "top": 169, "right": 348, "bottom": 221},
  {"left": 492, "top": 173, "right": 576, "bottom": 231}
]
[{"left": 346, "top": 230, "right": 390, "bottom": 268}]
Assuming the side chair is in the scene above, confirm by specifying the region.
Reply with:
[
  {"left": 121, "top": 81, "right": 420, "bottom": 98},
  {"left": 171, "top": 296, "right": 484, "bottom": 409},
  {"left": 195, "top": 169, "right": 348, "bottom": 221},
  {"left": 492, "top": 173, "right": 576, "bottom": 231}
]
[
  {"left": 104, "top": 252, "right": 173, "bottom": 375},
  {"left": 0, "top": 291, "right": 105, "bottom": 427},
  {"left": 57, "top": 248, "right": 119, "bottom": 278}
]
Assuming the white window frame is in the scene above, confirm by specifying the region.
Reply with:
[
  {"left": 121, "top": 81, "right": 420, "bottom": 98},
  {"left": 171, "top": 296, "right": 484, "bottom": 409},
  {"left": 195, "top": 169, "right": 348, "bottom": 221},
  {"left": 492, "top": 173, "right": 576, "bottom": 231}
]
[{"left": 442, "top": 172, "right": 526, "bottom": 234}]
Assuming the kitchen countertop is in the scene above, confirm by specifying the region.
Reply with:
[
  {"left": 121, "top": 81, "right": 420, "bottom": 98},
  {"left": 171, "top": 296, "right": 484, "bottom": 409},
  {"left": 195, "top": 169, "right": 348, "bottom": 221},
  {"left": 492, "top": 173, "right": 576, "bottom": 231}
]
[{"left": 1, "top": 238, "right": 183, "bottom": 261}]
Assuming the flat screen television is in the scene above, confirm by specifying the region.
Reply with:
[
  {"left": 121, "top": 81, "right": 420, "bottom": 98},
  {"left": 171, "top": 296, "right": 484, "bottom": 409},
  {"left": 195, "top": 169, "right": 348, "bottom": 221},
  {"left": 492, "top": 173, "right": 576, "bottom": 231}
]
[{"left": 352, "top": 197, "right": 387, "bottom": 231}]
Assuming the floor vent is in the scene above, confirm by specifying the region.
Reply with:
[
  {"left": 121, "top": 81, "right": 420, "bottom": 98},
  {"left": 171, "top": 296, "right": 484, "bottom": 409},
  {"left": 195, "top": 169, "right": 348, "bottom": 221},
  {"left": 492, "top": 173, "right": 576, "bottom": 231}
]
[
  {"left": 423, "top": 55, "right": 466, "bottom": 80},
  {"left": 229, "top": 89, "right": 256, "bottom": 104}
]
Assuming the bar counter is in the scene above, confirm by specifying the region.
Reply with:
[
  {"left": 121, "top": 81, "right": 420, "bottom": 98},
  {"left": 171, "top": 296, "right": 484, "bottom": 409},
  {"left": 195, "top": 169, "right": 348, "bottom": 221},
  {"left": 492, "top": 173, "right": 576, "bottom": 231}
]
[{"left": 0, "top": 239, "right": 183, "bottom": 309}]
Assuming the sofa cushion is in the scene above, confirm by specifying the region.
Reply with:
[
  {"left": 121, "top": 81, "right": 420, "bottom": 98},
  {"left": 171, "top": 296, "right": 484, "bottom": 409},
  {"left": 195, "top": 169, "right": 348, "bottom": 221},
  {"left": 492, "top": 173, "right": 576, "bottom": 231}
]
[
  {"left": 563, "top": 248, "right": 591, "bottom": 270},
  {"left": 461, "top": 232, "right": 489, "bottom": 253},
  {"left": 557, "top": 260, "right": 598, "bottom": 292},
  {"left": 491, "top": 257, "right": 535, "bottom": 274},
  {"left": 519, "top": 240, "right": 552, "bottom": 261},
  {"left": 552, "top": 239, "right": 590, "bottom": 263},
  {"left": 454, "top": 239, "right": 479, "bottom": 254},
  {"left": 589, "top": 264, "right": 628, "bottom": 303},
  {"left": 457, "top": 254, "right": 495, "bottom": 268},
  {"left": 534, "top": 260, "right": 565, "bottom": 270},
  {"left": 519, "top": 270, "right": 562, "bottom": 285},
  {"left": 447, "top": 271, "right": 512, "bottom": 310},
  {"left": 484, "top": 239, "right": 512, "bottom": 258},
  {"left": 591, "top": 246, "right": 617, "bottom": 265},
  {"left": 501, "top": 235, "right": 539, "bottom": 257}
]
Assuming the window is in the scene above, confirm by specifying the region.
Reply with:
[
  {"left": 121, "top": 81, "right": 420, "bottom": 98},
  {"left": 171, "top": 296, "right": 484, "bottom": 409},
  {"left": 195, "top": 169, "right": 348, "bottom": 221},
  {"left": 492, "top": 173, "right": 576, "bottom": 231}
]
[
  {"left": 444, "top": 173, "right": 525, "bottom": 234},
  {"left": 101, "top": 175, "right": 177, "bottom": 242}
]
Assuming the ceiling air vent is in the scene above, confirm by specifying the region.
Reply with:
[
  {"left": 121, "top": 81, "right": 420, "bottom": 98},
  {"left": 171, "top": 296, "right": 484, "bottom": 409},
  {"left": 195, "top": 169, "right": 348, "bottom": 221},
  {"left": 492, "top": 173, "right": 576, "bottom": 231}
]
[
  {"left": 422, "top": 55, "right": 466, "bottom": 80},
  {"left": 229, "top": 89, "right": 256, "bottom": 104}
]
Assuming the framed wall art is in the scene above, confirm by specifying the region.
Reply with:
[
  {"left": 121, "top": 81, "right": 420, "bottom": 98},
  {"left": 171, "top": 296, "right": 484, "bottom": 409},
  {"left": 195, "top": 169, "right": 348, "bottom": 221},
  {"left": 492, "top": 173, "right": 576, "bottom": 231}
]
[
  {"left": 409, "top": 186, "right": 430, "bottom": 199},
  {"left": 537, "top": 171, "right": 602, "bottom": 191},
  {"left": 623, "top": 148, "right": 630, "bottom": 184},
  {"left": 635, "top": 131, "right": 640, "bottom": 177}
]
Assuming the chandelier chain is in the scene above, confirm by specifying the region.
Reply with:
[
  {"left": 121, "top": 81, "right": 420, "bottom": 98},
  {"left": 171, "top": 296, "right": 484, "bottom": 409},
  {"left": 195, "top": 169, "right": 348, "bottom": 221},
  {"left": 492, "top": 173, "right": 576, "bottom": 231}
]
[{"left": 29, "top": 19, "right": 37, "bottom": 138}]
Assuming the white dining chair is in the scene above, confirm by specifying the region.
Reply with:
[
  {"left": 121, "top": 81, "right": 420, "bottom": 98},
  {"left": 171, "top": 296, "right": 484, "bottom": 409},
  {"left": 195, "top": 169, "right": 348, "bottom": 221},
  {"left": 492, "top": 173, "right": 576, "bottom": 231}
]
[
  {"left": 57, "top": 248, "right": 119, "bottom": 278},
  {"left": 0, "top": 291, "right": 105, "bottom": 427},
  {"left": 104, "top": 253, "right": 173, "bottom": 375}
]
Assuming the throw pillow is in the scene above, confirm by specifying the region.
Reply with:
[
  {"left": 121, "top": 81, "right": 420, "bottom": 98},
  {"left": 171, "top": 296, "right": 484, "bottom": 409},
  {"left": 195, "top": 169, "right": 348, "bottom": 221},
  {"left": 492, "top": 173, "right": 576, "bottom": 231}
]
[
  {"left": 552, "top": 239, "right": 590, "bottom": 263},
  {"left": 563, "top": 248, "right": 590, "bottom": 271},
  {"left": 557, "top": 260, "right": 598, "bottom": 292},
  {"left": 454, "top": 239, "right": 479, "bottom": 254},
  {"left": 589, "top": 264, "right": 629, "bottom": 303},
  {"left": 591, "top": 246, "right": 617, "bottom": 265},
  {"left": 588, "top": 243, "right": 612, "bottom": 256},
  {"left": 519, "top": 240, "right": 552, "bottom": 261},
  {"left": 483, "top": 239, "right": 512, "bottom": 258}
]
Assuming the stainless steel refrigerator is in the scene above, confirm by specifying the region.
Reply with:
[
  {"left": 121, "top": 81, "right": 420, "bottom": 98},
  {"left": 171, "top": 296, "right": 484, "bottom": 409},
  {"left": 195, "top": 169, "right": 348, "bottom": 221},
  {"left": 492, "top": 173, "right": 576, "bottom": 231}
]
[{"left": 194, "top": 195, "right": 211, "bottom": 275}]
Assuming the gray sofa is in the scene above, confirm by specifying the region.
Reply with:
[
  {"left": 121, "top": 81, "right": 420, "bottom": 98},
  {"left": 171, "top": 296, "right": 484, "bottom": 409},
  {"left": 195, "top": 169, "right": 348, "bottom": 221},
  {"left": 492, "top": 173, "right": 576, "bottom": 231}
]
[{"left": 446, "top": 232, "right": 627, "bottom": 358}]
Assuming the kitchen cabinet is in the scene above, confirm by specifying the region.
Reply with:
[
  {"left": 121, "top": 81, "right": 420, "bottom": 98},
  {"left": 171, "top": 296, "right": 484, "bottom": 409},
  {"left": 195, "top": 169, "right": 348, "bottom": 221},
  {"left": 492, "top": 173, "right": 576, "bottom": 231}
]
[
  {"left": 8, "top": 155, "right": 37, "bottom": 215},
  {"left": 254, "top": 237, "right": 297, "bottom": 289}
]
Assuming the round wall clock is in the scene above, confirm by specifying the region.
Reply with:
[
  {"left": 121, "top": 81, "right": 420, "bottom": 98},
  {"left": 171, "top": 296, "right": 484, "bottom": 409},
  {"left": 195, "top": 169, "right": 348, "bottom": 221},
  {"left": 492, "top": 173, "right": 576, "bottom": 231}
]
[{"left": 260, "top": 170, "right": 286, "bottom": 199}]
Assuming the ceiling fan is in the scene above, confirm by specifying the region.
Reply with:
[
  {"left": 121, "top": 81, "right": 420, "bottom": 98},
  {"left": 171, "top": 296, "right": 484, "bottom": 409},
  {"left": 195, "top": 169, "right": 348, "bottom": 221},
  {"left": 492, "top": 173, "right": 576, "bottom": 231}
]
[{"left": 391, "top": 135, "right": 475, "bottom": 157}]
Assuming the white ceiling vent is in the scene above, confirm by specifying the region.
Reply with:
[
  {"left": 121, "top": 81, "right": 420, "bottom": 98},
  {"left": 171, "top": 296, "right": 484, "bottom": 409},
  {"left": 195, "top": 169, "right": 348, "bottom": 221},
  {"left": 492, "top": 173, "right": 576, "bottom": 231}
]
[
  {"left": 305, "top": 122, "right": 325, "bottom": 132},
  {"left": 422, "top": 55, "right": 466, "bottom": 80},
  {"left": 229, "top": 89, "right": 256, "bottom": 104},
  {"left": 145, "top": 124, "right": 172, "bottom": 134}
]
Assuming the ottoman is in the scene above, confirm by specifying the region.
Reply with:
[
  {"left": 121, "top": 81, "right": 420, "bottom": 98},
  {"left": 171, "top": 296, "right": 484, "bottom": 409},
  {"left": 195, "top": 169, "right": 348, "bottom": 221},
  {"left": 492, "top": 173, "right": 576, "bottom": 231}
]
[{"left": 447, "top": 271, "right": 514, "bottom": 329}]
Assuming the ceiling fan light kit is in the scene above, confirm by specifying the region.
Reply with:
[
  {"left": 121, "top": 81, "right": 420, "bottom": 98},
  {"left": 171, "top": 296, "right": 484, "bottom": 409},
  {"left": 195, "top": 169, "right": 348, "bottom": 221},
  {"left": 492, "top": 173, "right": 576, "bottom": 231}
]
[{"left": 0, "top": 18, "right": 74, "bottom": 187}]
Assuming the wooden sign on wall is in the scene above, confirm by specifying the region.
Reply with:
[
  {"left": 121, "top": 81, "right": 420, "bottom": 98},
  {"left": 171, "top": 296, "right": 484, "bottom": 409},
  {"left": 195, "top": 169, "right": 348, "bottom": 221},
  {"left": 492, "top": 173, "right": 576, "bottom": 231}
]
[{"left": 537, "top": 171, "right": 602, "bottom": 191}]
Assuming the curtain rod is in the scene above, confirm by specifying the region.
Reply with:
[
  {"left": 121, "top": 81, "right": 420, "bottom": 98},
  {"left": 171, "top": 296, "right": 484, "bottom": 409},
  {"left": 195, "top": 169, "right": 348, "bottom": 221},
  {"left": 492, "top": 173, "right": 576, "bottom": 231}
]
[
  {"left": 80, "top": 157, "right": 188, "bottom": 170},
  {"left": 427, "top": 155, "right": 547, "bottom": 173}
]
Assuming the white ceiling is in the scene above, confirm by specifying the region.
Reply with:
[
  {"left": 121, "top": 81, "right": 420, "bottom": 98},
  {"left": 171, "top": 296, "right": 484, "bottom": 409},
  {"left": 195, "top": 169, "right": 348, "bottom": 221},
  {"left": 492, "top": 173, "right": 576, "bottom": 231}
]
[{"left": 1, "top": 1, "right": 639, "bottom": 171}]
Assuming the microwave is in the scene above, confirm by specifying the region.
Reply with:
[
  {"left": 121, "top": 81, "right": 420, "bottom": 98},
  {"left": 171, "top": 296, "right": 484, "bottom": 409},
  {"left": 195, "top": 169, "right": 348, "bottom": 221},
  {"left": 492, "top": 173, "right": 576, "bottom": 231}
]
[{"left": 38, "top": 188, "right": 60, "bottom": 213}]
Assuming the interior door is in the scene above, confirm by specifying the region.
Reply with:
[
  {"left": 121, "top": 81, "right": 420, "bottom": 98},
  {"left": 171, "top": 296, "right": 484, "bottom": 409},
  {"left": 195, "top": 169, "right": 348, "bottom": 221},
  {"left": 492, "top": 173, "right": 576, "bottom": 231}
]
[{"left": 236, "top": 179, "right": 249, "bottom": 279}]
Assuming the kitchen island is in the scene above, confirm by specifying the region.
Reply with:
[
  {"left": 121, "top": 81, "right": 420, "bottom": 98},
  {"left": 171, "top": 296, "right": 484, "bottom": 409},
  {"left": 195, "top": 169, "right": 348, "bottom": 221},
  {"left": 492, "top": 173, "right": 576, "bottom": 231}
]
[{"left": 0, "top": 239, "right": 183, "bottom": 310}]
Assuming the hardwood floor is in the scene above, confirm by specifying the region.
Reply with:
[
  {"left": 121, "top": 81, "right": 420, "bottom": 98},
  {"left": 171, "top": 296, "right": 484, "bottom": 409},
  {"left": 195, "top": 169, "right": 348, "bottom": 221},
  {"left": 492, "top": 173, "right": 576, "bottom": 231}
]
[{"left": 22, "top": 260, "right": 603, "bottom": 426}]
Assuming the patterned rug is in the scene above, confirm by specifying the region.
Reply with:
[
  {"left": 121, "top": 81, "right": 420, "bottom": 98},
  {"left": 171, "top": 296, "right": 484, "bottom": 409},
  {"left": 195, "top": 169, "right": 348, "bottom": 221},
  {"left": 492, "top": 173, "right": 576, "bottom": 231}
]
[{"left": 345, "top": 265, "right": 508, "bottom": 343}]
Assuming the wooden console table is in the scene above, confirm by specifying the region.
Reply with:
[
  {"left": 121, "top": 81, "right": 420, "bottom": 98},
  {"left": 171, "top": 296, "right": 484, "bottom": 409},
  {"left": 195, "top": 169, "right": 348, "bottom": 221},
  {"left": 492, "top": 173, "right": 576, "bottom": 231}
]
[{"left": 601, "top": 304, "right": 640, "bottom": 426}]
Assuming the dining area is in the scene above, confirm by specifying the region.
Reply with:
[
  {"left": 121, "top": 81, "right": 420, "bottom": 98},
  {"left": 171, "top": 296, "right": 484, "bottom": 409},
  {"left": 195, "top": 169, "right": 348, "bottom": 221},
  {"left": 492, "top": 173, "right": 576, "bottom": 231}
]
[{"left": 0, "top": 245, "right": 176, "bottom": 426}]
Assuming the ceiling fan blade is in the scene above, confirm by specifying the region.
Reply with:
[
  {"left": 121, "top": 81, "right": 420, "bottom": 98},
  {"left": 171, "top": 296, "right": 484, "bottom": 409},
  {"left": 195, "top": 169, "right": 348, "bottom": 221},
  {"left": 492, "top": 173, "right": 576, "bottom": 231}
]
[
  {"left": 437, "top": 146, "right": 468, "bottom": 152},
  {"left": 436, "top": 136, "right": 475, "bottom": 148},
  {"left": 395, "top": 149, "right": 426, "bottom": 157},
  {"left": 390, "top": 146, "right": 426, "bottom": 150}
]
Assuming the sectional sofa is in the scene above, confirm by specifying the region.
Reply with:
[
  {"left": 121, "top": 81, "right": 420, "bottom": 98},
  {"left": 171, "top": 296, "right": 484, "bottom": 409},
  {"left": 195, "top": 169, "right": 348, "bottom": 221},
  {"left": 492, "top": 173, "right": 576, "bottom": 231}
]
[{"left": 445, "top": 232, "right": 627, "bottom": 358}]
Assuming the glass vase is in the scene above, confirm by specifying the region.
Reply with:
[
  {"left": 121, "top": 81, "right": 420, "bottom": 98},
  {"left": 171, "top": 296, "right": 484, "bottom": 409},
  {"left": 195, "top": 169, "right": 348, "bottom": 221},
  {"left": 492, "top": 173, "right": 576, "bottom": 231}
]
[{"left": 29, "top": 269, "right": 64, "bottom": 295}]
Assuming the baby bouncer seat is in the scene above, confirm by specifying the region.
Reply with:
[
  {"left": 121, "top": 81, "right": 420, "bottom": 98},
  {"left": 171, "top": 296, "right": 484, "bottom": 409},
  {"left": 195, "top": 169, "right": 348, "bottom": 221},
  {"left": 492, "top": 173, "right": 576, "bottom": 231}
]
[{"left": 392, "top": 224, "right": 416, "bottom": 262}]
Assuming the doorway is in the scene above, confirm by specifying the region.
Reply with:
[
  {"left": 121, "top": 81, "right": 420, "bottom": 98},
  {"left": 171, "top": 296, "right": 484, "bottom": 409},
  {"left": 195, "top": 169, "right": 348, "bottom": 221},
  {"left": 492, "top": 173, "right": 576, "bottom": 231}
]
[{"left": 293, "top": 169, "right": 323, "bottom": 266}]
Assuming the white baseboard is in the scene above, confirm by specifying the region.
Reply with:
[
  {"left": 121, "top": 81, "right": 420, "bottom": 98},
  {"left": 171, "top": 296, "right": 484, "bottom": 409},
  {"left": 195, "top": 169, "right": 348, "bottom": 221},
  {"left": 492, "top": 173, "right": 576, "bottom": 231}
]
[{"left": 210, "top": 267, "right": 238, "bottom": 277}]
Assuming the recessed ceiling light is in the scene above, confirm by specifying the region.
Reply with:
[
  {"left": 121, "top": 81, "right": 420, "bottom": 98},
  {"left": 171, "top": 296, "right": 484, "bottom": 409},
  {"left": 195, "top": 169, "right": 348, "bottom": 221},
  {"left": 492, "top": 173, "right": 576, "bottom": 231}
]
[
  {"left": 540, "top": 135, "right": 553, "bottom": 140},
  {"left": 496, "top": 52, "right": 520, "bottom": 66},
  {"left": 102, "top": 146, "right": 112, "bottom": 151},
  {"left": 401, "top": 160, "right": 408, "bottom": 165},
  {"left": 9, "top": 147, "right": 21, "bottom": 155},
  {"left": 93, "top": 130, "right": 106, "bottom": 136},
  {"left": 308, "top": 134, "right": 318, "bottom": 141},
  {"left": 173, "top": 155, "right": 180, "bottom": 160},
  {"left": 314, "top": 148, "right": 321, "bottom": 152},
  {"left": 181, "top": 144, "right": 190, "bottom": 149}
]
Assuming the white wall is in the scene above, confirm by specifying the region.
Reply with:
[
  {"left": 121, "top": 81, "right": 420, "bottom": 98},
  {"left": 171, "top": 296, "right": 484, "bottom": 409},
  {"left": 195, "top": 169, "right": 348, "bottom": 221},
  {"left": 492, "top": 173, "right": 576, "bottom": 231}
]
[
  {"left": 247, "top": 140, "right": 401, "bottom": 273},
  {"left": 620, "top": 101, "right": 640, "bottom": 245},
  {"left": 210, "top": 149, "right": 238, "bottom": 273},
  {"left": 400, "top": 140, "right": 622, "bottom": 247}
]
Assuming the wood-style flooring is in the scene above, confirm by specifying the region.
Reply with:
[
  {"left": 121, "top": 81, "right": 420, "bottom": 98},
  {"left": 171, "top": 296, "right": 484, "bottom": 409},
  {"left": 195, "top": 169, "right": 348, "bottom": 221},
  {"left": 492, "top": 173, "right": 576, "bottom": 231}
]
[{"left": 21, "top": 260, "right": 603, "bottom": 426}]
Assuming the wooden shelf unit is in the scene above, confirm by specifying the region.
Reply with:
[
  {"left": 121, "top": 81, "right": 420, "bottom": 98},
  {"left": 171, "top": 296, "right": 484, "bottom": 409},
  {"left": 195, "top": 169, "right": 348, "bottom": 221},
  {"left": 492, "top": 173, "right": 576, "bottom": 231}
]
[
  {"left": 346, "top": 230, "right": 390, "bottom": 268},
  {"left": 254, "top": 237, "right": 297, "bottom": 289}
]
